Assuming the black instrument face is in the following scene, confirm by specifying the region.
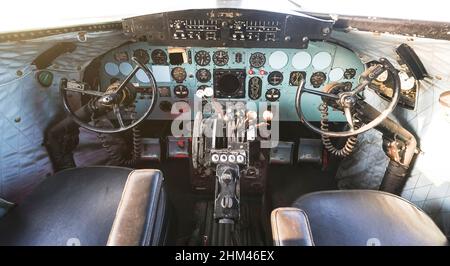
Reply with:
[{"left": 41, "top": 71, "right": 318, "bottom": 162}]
[
  {"left": 133, "top": 49, "right": 150, "bottom": 64},
  {"left": 235, "top": 52, "right": 243, "bottom": 63},
  {"left": 213, "top": 69, "right": 246, "bottom": 98},
  {"left": 151, "top": 49, "right": 167, "bottom": 64},
  {"left": 196, "top": 68, "right": 211, "bottom": 82},
  {"left": 249, "top": 52, "right": 266, "bottom": 68},
  {"left": 265, "top": 88, "right": 281, "bottom": 101},
  {"left": 195, "top": 50, "right": 211, "bottom": 66},
  {"left": 174, "top": 85, "right": 189, "bottom": 98},
  {"left": 268, "top": 71, "right": 283, "bottom": 86},
  {"left": 171, "top": 67, "right": 187, "bottom": 83},
  {"left": 310, "top": 72, "right": 327, "bottom": 88},
  {"left": 213, "top": 50, "right": 229, "bottom": 66},
  {"left": 289, "top": 71, "right": 306, "bottom": 86},
  {"left": 248, "top": 76, "right": 262, "bottom": 100},
  {"left": 344, "top": 68, "right": 357, "bottom": 79}
]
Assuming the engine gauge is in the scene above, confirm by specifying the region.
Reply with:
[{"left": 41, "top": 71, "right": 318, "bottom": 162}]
[
  {"left": 151, "top": 49, "right": 167, "bottom": 65},
  {"left": 268, "top": 71, "right": 283, "bottom": 86},
  {"left": 133, "top": 49, "right": 150, "bottom": 64},
  {"left": 289, "top": 71, "right": 306, "bottom": 86},
  {"left": 249, "top": 52, "right": 266, "bottom": 68},
  {"left": 213, "top": 50, "right": 229, "bottom": 66},
  {"left": 171, "top": 67, "right": 187, "bottom": 83},
  {"left": 235, "top": 52, "right": 243, "bottom": 63},
  {"left": 248, "top": 76, "right": 262, "bottom": 100},
  {"left": 265, "top": 88, "right": 281, "bottom": 102},
  {"left": 174, "top": 85, "right": 189, "bottom": 98},
  {"left": 196, "top": 68, "right": 211, "bottom": 82},
  {"left": 399, "top": 71, "right": 416, "bottom": 91},
  {"left": 310, "top": 72, "right": 327, "bottom": 88},
  {"left": 344, "top": 68, "right": 357, "bottom": 79},
  {"left": 195, "top": 50, "right": 211, "bottom": 66},
  {"left": 114, "top": 51, "right": 129, "bottom": 62}
]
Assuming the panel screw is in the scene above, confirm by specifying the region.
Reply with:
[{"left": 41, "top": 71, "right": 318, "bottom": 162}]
[{"left": 14, "top": 117, "right": 21, "bottom": 123}]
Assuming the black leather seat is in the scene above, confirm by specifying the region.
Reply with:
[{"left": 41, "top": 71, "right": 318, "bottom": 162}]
[
  {"left": 271, "top": 190, "right": 448, "bottom": 246},
  {"left": 0, "top": 166, "right": 170, "bottom": 246}
]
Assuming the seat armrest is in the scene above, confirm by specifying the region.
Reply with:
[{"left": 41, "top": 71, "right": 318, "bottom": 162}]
[
  {"left": 271, "top": 207, "right": 314, "bottom": 246},
  {"left": 107, "top": 169, "right": 165, "bottom": 246}
]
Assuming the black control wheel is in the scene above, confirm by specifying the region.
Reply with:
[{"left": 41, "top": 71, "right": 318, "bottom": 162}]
[
  {"left": 295, "top": 58, "right": 401, "bottom": 137},
  {"left": 61, "top": 57, "right": 158, "bottom": 133}
]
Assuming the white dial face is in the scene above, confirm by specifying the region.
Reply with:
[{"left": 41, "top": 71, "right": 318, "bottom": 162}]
[
  {"left": 195, "top": 89, "right": 205, "bottom": 98},
  {"left": 268, "top": 51, "right": 288, "bottom": 69},
  {"left": 399, "top": 71, "right": 415, "bottom": 91},
  {"left": 312, "top": 52, "right": 332, "bottom": 70},
  {"left": 292, "top": 51, "right": 311, "bottom": 70},
  {"left": 104, "top": 62, "right": 119, "bottom": 76},
  {"left": 204, "top": 87, "right": 214, "bottom": 97},
  {"left": 329, "top": 68, "right": 344, "bottom": 81},
  {"left": 376, "top": 70, "right": 389, "bottom": 82}
]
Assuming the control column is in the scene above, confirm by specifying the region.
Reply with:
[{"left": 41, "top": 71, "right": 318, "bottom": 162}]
[{"left": 214, "top": 164, "right": 240, "bottom": 224}]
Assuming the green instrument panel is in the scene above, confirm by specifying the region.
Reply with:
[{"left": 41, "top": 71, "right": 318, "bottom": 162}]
[{"left": 100, "top": 41, "right": 365, "bottom": 121}]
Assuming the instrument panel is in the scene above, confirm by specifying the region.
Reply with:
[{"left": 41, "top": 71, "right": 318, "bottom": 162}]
[{"left": 100, "top": 41, "right": 365, "bottom": 121}]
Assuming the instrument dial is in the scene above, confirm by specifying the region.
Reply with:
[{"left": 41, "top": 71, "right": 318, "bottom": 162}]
[
  {"left": 196, "top": 68, "right": 211, "bottom": 82},
  {"left": 344, "top": 68, "right": 357, "bottom": 79},
  {"left": 195, "top": 50, "right": 211, "bottom": 66},
  {"left": 151, "top": 49, "right": 167, "bottom": 65},
  {"left": 133, "top": 49, "right": 150, "bottom": 64},
  {"left": 174, "top": 85, "right": 189, "bottom": 98},
  {"left": 268, "top": 71, "right": 283, "bottom": 86},
  {"left": 248, "top": 76, "right": 262, "bottom": 100},
  {"left": 289, "top": 71, "right": 306, "bottom": 86},
  {"left": 235, "top": 52, "right": 243, "bottom": 63},
  {"left": 265, "top": 88, "right": 281, "bottom": 102},
  {"left": 114, "top": 51, "right": 129, "bottom": 62},
  {"left": 310, "top": 72, "right": 327, "bottom": 88},
  {"left": 213, "top": 50, "right": 229, "bottom": 66},
  {"left": 171, "top": 67, "right": 187, "bottom": 83},
  {"left": 249, "top": 52, "right": 266, "bottom": 68}
]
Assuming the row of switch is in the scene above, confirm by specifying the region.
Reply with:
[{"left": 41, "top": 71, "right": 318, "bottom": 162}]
[{"left": 211, "top": 153, "right": 246, "bottom": 164}]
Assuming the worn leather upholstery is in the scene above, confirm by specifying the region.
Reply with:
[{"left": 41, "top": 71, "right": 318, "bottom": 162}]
[
  {"left": 0, "top": 166, "right": 169, "bottom": 246},
  {"left": 271, "top": 207, "right": 314, "bottom": 246},
  {"left": 272, "top": 190, "right": 448, "bottom": 246}
]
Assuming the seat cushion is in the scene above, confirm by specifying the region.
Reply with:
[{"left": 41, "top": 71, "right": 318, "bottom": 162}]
[
  {"left": 291, "top": 190, "right": 448, "bottom": 246},
  {"left": 0, "top": 166, "right": 168, "bottom": 246}
]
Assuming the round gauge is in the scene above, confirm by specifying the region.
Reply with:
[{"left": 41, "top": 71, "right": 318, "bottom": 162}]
[
  {"left": 265, "top": 88, "right": 281, "bottom": 102},
  {"left": 174, "top": 85, "right": 189, "bottom": 98},
  {"left": 114, "top": 51, "right": 129, "bottom": 62},
  {"left": 310, "top": 72, "right": 327, "bottom": 88},
  {"left": 104, "top": 62, "right": 119, "bottom": 76},
  {"left": 195, "top": 50, "right": 211, "bottom": 66},
  {"left": 376, "top": 70, "right": 389, "bottom": 82},
  {"left": 312, "top": 52, "right": 332, "bottom": 70},
  {"left": 344, "top": 68, "right": 357, "bottom": 79},
  {"left": 329, "top": 68, "right": 344, "bottom": 82},
  {"left": 268, "top": 71, "right": 284, "bottom": 86},
  {"left": 399, "top": 71, "right": 416, "bottom": 91},
  {"left": 196, "top": 68, "right": 211, "bottom": 82},
  {"left": 289, "top": 71, "right": 305, "bottom": 86},
  {"left": 248, "top": 76, "right": 262, "bottom": 100},
  {"left": 268, "top": 51, "right": 288, "bottom": 69},
  {"left": 249, "top": 52, "right": 266, "bottom": 68},
  {"left": 133, "top": 49, "right": 150, "bottom": 64},
  {"left": 292, "top": 51, "right": 311, "bottom": 70},
  {"left": 159, "top": 101, "right": 172, "bottom": 113},
  {"left": 171, "top": 67, "right": 187, "bottom": 82},
  {"left": 119, "top": 62, "right": 133, "bottom": 76},
  {"left": 151, "top": 49, "right": 167, "bottom": 65},
  {"left": 213, "top": 50, "right": 229, "bottom": 66}
]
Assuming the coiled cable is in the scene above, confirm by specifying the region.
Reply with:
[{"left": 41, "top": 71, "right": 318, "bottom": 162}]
[
  {"left": 320, "top": 103, "right": 358, "bottom": 157},
  {"left": 97, "top": 117, "right": 142, "bottom": 167}
]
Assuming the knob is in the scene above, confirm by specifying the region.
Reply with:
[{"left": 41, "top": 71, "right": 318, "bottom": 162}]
[
  {"left": 211, "top": 154, "right": 219, "bottom": 163},
  {"left": 236, "top": 155, "right": 245, "bottom": 164},
  {"left": 220, "top": 154, "right": 228, "bottom": 162},
  {"left": 228, "top": 154, "right": 236, "bottom": 163}
]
